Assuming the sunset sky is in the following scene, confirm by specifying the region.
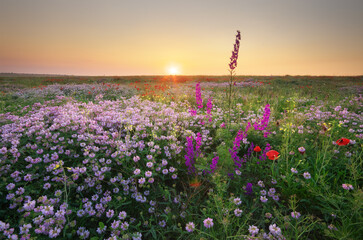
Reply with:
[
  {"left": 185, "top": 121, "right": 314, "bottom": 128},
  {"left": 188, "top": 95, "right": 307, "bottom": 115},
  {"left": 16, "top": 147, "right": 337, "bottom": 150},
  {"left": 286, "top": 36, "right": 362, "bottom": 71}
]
[{"left": 1, "top": 0, "right": 362, "bottom": 76}]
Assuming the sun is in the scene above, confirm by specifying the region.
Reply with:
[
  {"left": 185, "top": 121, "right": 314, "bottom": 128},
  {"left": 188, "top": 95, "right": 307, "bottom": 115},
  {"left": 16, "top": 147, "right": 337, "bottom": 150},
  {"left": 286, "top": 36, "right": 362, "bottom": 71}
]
[{"left": 167, "top": 66, "right": 180, "bottom": 75}]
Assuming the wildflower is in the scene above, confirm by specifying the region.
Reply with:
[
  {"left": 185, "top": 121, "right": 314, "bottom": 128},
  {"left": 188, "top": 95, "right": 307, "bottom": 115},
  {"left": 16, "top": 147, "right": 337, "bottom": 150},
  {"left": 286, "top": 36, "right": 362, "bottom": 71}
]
[
  {"left": 266, "top": 150, "right": 280, "bottom": 160},
  {"left": 328, "top": 224, "right": 337, "bottom": 231},
  {"left": 254, "top": 146, "right": 262, "bottom": 152},
  {"left": 303, "top": 172, "right": 311, "bottom": 179},
  {"left": 269, "top": 224, "right": 282, "bottom": 236},
  {"left": 121, "top": 221, "right": 129, "bottom": 230},
  {"left": 245, "top": 182, "right": 253, "bottom": 195},
  {"left": 220, "top": 122, "right": 226, "bottom": 128},
  {"left": 209, "top": 156, "right": 219, "bottom": 173},
  {"left": 265, "top": 213, "right": 272, "bottom": 218},
  {"left": 272, "top": 195, "right": 279, "bottom": 201},
  {"left": 291, "top": 211, "right": 301, "bottom": 219},
  {"left": 229, "top": 30, "right": 241, "bottom": 70},
  {"left": 298, "top": 146, "right": 305, "bottom": 154},
  {"left": 146, "top": 162, "right": 153, "bottom": 168},
  {"left": 185, "top": 222, "right": 195, "bottom": 232},
  {"left": 203, "top": 218, "right": 214, "bottom": 228},
  {"left": 342, "top": 184, "right": 354, "bottom": 190},
  {"left": 336, "top": 138, "right": 350, "bottom": 146},
  {"left": 106, "top": 209, "right": 114, "bottom": 218},
  {"left": 195, "top": 82, "right": 203, "bottom": 109},
  {"left": 248, "top": 225, "right": 259, "bottom": 235},
  {"left": 260, "top": 196, "right": 268, "bottom": 203},
  {"left": 233, "top": 197, "right": 242, "bottom": 205},
  {"left": 234, "top": 208, "right": 243, "bottom": 217},
  {"left": 189, "top": 108, "right": 197, "bottom": 116},
  {"left": 111, "top": 220, "right": 120, "bottom": 229},
  {"left": 257, "top": 180, "right": 265, "bottom": 188},
  {"left": 291, "top": 168, "right": 298, "bottom": 174},
  {"left": 145, "top": 171, "right": 152, "bottom": 178}
]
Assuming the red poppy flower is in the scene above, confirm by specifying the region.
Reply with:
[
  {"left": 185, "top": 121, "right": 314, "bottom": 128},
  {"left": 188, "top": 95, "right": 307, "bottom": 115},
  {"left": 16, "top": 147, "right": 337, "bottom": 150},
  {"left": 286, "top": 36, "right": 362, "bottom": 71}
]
[
  {"left": 254, "top": 146, "right": 262, "bottom": 152},
  {"left": 336, "top": 138, "right": 350, "bottom": 146},
  {"left": 189, "top": 182, "right": 201, "bottom": 188},
  {"left": 266, "top": 150, "right": 280, "bottom": 160}
]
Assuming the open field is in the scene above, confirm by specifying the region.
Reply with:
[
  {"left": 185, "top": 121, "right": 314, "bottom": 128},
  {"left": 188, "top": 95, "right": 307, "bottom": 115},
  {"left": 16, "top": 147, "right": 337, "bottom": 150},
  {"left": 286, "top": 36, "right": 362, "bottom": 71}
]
[{"left": 0, "top": 75, "right": 362, "bottom": 239}]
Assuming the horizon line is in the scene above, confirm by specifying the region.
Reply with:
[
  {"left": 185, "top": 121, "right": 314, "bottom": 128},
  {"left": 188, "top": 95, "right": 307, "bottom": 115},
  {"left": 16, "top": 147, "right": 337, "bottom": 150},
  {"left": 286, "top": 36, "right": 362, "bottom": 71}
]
[{"left": 1, "top": 72, "right": 362, "bottom": 77}]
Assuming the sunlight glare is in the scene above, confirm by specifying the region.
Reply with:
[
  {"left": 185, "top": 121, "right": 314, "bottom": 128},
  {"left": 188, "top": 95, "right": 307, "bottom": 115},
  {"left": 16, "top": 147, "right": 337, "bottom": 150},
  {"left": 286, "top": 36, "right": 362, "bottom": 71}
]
[{"left": 167, "top": 66, "right": 180, "bottom": 75}]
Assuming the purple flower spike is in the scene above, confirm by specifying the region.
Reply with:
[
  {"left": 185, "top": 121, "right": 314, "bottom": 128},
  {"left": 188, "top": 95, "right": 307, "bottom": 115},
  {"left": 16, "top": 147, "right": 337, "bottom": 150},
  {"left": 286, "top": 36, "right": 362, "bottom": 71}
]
[{"left": 229, "top": 30, "right": 241, "bottom": 70}]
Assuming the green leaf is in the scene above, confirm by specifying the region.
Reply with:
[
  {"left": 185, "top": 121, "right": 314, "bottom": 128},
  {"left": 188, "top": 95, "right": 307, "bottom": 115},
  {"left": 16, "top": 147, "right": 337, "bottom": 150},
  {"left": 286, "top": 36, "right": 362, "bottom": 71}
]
[{"left": 99, "top": 222, "right": 105, "bottom": 229}]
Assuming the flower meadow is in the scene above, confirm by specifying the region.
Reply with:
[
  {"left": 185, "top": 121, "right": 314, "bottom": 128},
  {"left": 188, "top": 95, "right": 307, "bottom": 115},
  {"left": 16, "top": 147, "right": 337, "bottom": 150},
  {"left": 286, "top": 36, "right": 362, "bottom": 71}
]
[{"left": 0, "top": 74, "right": 362, "bottom": 240}]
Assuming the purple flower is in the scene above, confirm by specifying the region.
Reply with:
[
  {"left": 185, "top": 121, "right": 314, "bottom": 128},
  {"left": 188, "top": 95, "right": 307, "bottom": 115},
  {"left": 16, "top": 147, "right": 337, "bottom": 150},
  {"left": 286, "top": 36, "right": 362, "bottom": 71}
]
[
  {"left": 203, "top": 218, "right": 214, "bottom": 228},
  {"left": 209, "top": 156, "right": 219, "bottom": 173},
  {"left": 195, "top": 82, "right": 203, "bottom": 109},
  {"left": 206, "top": 98, "right": 213, "bottom": 121},
  {"left": 248, "top": 225, "right": 259, "bottom": 235},
  {"left": 253, "top": 104, "right": 271, "bottom": 137},
  {"left": 189, "top": 108, "right": 197, "bottom": 116},
  {"left": 291, "top": 211, "right": 301, "bottom": 219},
  {"left": 303, "top": 172, "right": 311, "bottom": 179},
  {"left": 184, "top": 133, "right": 202, "bottom": 174},
  {"left": 260, "top": 196, "right": 268, "bottom": 203},
  {"left": 185, "top": 222, "right": 195, "bottom": 232},
  {"left": 229, "top": 30, "right": 241, "bottom": 70},
  {"left": 234, "top": 208, "right": 243, "bottom": 217},
  {"left": 245, "top": 182, "right": 253, "bottom": 195}
]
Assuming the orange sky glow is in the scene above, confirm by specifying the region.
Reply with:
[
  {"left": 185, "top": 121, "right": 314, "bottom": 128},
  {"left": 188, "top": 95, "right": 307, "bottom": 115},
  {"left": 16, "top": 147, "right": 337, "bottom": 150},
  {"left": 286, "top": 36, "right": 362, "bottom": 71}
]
[{"left": 0, "top": 0, "right": 362, "bottom": 76}]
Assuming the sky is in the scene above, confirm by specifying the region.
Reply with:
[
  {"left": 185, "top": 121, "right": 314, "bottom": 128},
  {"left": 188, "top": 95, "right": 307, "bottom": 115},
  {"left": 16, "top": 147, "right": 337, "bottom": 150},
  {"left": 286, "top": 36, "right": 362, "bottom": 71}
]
[{"left": 0, "top": 0, "right": 362, "bottom": 76}]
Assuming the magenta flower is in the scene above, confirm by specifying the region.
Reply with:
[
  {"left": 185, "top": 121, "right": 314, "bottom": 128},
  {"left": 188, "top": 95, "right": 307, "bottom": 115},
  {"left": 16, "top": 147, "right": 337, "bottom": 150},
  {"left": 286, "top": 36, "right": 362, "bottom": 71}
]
[
  {"left": 195, "top": 82, "right": 203, "bottom": 108},
  {"left": 185, "top": 133, "right": 202, "bottom": 174},
  {"left": 342, "top": 184, "right": 354, "bottom": 190},
  {"left": 209, "top": 156, "right": 219, "bottom": 173}
]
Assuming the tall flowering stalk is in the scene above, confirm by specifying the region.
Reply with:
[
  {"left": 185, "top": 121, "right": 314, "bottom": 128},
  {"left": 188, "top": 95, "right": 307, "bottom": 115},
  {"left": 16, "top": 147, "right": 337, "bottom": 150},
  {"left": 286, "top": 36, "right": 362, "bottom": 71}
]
[
  {"left": 229, "top": 122, "right": 251, "bottom": 168},
  {"left": 253, "top": 104, "right": 271, "bottom": 137},
  {"left": 195, "top": 82, "right": 203, "bottom": 109},
  {"left": 206, "top": 98, "right": 213, "bottom": 122},
  {"left": 185, "top": 136, "right": 196, "bottom": 174},
  {"left": 185, "top": 133, "right": 202, "bottom": 174},
  {"left": 227, "top": 30, "right": 241, "bottom": 126}
]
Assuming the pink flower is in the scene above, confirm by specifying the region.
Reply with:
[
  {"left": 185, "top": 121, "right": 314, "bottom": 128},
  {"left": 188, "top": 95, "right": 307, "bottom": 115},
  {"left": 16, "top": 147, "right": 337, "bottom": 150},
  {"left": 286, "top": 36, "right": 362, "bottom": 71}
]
[
  {"left": 203, "top": 218, "right": 214, "bottom": 228},
  {"left": 342, "top": 184, "right": 353, "bottom": 190},
  {"left": 185, "top": 222, "right": 195, "bottom": 232},
  {"left": 291, "top": 211, "right": 301, "bottom": 219},
  {"left": 248, "top": 225, "right": 259, "bottom": 235},
  {"left": 303, "top": 172, "right": 311, "bottom": 179}
]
